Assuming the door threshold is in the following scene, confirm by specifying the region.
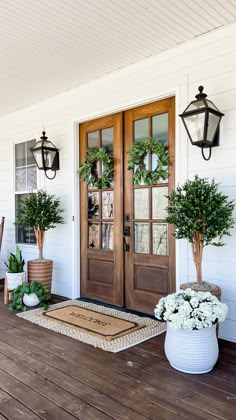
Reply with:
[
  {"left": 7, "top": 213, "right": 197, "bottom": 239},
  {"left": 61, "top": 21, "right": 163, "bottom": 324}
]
[{"left": 77, "top": 297, "right": 155, "bottom": 320}]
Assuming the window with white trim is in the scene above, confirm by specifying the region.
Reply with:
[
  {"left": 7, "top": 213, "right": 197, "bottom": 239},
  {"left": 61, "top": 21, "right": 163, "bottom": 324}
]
[{"left": 15, "top": 140, "right": 37, "bottom": 244}]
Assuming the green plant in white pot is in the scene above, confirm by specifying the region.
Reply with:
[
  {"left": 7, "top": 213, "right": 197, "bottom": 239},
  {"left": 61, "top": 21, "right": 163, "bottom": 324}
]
[
  {"left": 16, "top": 190, "right": 64, "bottom": 291},
  {"left": 166, "top": 175, "right": 235, "bottom": 293},
  {"left": 5, "top": 246, "right": 25, "bottom": 290},
  {"left": 9, "top": 281, "right": 50, "bottom": 312}
]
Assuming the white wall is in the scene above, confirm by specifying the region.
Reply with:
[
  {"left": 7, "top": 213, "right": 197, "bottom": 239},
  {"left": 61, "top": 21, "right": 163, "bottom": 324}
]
[{"left": 0, "top": 23, "right": 236, "bottom": 341}]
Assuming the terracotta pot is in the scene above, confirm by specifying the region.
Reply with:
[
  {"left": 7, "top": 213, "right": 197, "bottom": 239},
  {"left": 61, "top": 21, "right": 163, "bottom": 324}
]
[
  {"left": 180, "top": 281, "right": 221, "bottom": 300},
  {"left": 27, "top": 259, "right": 53, "bottom": 292}
]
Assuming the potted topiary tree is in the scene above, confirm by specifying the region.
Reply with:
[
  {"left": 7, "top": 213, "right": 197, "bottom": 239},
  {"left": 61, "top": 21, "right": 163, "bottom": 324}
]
[
  {"left": 166, "top": 175, "right": 235, "bottom": 297},
  {"left": 16, "top": 190, "right": 64, "bottom": 292}
]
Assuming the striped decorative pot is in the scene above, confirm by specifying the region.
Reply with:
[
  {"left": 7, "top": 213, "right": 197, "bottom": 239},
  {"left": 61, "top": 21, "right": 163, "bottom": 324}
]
[
  {"left": 27, "top": 259, "right": 53, "bottom": 293},
  {"left": 164, "top": 322, "right": 219, "bottom": 374}
]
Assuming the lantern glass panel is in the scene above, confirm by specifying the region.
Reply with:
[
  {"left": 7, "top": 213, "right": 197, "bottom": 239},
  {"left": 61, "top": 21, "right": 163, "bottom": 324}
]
[
  {"left": 185, "top": 100, "right": 205, "bottom": 112},
  {"left": 32, "top": 149, "right": 43, "bottom": 169},
  {"left": 207, "top": 113, "right": 221, "bottom": 143},
  {"left": 184, "top": 112, "right": 205, "bottom": 144},
  {"left": 205, "top": 100, "right": 219, "bottom": 111},
  {"left": 43, "top": 149, "right": 56, "bottom": 169}
]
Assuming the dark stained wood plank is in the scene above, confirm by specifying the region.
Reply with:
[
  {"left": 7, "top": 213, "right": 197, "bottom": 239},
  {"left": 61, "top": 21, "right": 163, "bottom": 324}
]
[
  {"left": 0, "top": 339, "right": 176, "bottom": 420},
  {"left": 0, "top": 369, "right": 77, "bottom": 420},
  {"left": 0, "top": 298, "right": 236, "bottom": 420},
  {"left": 0, "top": 327, "right": 229, "bottom": 420},
  {"left": 0, "top": 388, "right": 41, "bottom": 420},
  {"left": 0, "top": 355, "right": 123, "bottom": 420}
]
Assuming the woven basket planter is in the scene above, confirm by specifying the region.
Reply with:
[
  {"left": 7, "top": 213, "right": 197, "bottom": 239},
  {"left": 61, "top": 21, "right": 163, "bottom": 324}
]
[{"left": 27, "top": 259, "right": 53, "bottom": 293}]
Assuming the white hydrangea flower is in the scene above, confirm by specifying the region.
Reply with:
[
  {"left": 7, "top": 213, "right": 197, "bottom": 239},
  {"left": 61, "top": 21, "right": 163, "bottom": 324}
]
[{"left": 154, "top": 288, "right": 228, "bottom": 330}]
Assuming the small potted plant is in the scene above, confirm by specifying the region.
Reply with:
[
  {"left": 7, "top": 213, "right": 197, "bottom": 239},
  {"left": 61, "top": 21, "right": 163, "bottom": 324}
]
[
  {"left": 9, "top": 281, "right": 50, "bottom": 312},
  {"left": 166, "top": 175, "right": 235, "bottom": 296},
  {"left": 155, "top": 288, "right": 228, "bottom": 374},
  {"left": 16, "top": 190, "right": 64, "bottom": 292},
  {"left": 5, "top": 245, "right": 25, "bottom": 290}
]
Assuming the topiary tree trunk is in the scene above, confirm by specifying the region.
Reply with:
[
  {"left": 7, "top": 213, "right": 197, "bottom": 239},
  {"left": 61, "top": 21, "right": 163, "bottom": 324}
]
[
  {"left": 34, "top": 227, "right": 45, "bottom": 259},
  {"left": 192, "top": 231, "right": 203, "bottom": 285}
]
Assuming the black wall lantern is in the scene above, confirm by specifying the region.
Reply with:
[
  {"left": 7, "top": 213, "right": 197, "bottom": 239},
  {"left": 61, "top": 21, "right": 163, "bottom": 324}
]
[
  {"left": 31, "top": 131, "right": 60, "bottom": 179},
  {"left": 179, "top": 86, "right": 224, "bottom": 161}
]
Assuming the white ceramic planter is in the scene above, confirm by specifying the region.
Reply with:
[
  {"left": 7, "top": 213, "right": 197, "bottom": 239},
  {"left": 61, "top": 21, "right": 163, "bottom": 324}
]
[
  {"left": 164, "top": 322, "right": 219, "bottom": 374},
  {"left": 6, "top": 272, "right": 25, "bottom": 290},
  {"left": 23, "top": 293, "right": 40, "bottom": 307}
]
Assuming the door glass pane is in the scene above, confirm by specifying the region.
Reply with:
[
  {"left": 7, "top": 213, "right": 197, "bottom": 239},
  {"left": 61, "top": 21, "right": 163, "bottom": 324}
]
[
  {"left": 88, "top": 131, "right": 99, "bottom": 148},
  {"left": 102, "top": 223, "right": 114, "bottom": 250},
  {"left": 102, "top": 191, "right": 114, "bottom": 218},
  {"left": 153, "top": 223, "right": 168, "bottom": 255},
  {"left": 134, "top": 189, "right": 149, "bottom": 219},
  {"left": 134, "top": 118, "right": 149, "bottom": 142},
  {"left": 152, "top": 113, "right": 168, "bottom": 145},
  {"left": 152, "top": 187, "right": 168, "bottom": 219},
  {"left": 102, "top": 127, "right": 113, "bottom": 153},
  {"left": 88, "top": 223, "right": 99, "bottom": 249},
  {"left": 88, "top": 192, "right": 99, "bottom": 219},
  {"left": 134, "top": 223, "right": 149, "bottom": 254}
]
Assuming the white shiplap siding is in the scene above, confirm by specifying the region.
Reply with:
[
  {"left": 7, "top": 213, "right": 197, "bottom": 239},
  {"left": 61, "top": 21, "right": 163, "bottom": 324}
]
[{"left": 0, "top": 23, "right": 236, "bottom": 340}]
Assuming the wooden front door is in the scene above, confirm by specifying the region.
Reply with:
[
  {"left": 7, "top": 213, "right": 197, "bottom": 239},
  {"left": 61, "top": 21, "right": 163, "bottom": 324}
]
[{"left": 79, "top": 97, "right": 175, "bottom": 313}]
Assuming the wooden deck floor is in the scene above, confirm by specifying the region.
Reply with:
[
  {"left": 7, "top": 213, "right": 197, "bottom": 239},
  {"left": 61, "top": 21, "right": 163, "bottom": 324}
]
[{"left": 0, "top": 294, "right": 235, "bottom": 419}]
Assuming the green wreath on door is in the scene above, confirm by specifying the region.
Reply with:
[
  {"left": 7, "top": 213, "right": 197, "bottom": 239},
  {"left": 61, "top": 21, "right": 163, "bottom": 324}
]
[
  {"left": 127, "top": 137, "right": 169, "bottom": 186},
  {"left": 78, "top": 147, "right": 114, "bottom": 189}
]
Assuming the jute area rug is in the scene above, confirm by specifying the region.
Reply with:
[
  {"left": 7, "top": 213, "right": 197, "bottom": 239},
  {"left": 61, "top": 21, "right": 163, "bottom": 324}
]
[{"left": 17, "top": 300, "right": 166, "bottom": 352}]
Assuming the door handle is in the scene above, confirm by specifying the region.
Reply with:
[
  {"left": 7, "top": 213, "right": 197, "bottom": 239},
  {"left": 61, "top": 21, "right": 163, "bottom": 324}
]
[
  {"left": 123, "top": 226, "right": 130, "bottom": 237},
  {"left": 123, "top": 237, "right": 130, "bottom": 252}
]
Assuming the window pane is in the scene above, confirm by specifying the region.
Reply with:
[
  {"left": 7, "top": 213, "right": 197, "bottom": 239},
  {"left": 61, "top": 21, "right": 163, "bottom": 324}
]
[
  {"left": 152, "top": 187, "right": 168, "bottom": 219},
  {"left": 88, "top": 192, "right": 99, "bottom": 219},
  {"left": 27, "top": 166, "right": 37, "bottom": 190},
  {"left": 15, "top": 142, "right": 26, "bottom": 167},
  {"left": 152, "top": 113, "right": 168, "bottom": 145},
  {"left": 153, "top": 223, "right": 168, "bottom": 255},
  {"left": 134, "top": 189, "right": 149, "bottom": 219},
  {"left": 102, "top": 223, "right": 114, "bottom": 250},
  {"left": 102, "top": 127, "right": 113, "bottom": 153},
  {"left": 88, "top": 223, "right": 99, "bottom": 249},
  {"left": 15, "top": 194, "right": 36, "bottom": 244},
  {"left": 134, "top": 118, "right": 149, "bottom": 142},
  {"left": 102, "top": 191, "right": 113, "bottom": 218},
  {"left": 134, "top": 223, "right": 149, "bottom": 254},
  {"left": 88, "top": 131, "right": 99, "bottom": 148},
  {"left": 15, "top": 168, "right": 26, "bottom": 191},
  {"left": 26, "top": 139, "right": 36, "bottom": 165}
]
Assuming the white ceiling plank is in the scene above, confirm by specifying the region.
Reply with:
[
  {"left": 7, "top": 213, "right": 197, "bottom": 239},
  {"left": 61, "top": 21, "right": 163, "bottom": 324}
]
[{"left": 0, "top": 0, "right": 235, "bottom": 117}]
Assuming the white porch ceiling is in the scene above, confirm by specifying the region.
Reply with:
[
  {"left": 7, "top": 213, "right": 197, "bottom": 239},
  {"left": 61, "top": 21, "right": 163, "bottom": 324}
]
[{"left": 1, "top": 0, "right": 236, "bottom": 117}]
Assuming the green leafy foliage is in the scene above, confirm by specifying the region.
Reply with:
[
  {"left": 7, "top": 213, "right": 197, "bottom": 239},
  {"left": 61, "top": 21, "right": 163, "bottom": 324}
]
[
  {"left": 127, "top": 137, "right": 169, "bottom": 186},
  {"left": 16, "top": 190, "right": 64, "bottom": 231},
  {"left": 5, "top": 245, "right": 25, "bottom": 273},
  {"left": 78, "top": 147, "right": 113, "bottom": 189},
  {"left": 166, "top": 175, "right": 235, "bottom": 247},
  {"left": 9, "top": 281, "right": 50, "bottom": 312}
]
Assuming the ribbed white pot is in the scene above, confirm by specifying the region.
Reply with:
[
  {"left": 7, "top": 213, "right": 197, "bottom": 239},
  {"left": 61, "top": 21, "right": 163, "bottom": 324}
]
[
  {"left": 6, "top": 272, "right": 25, "bottom": 290},
  {"left": 164, "top": 322, "right": 219, "bottom": 374},
  {"left": 23, "top": 293, "right": 40, "bottom": 307}
]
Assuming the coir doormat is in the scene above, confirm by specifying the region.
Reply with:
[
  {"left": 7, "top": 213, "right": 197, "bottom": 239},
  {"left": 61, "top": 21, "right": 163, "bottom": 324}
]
[{"left": 17, "top": 300, "right": 166, "bottom": 352}]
